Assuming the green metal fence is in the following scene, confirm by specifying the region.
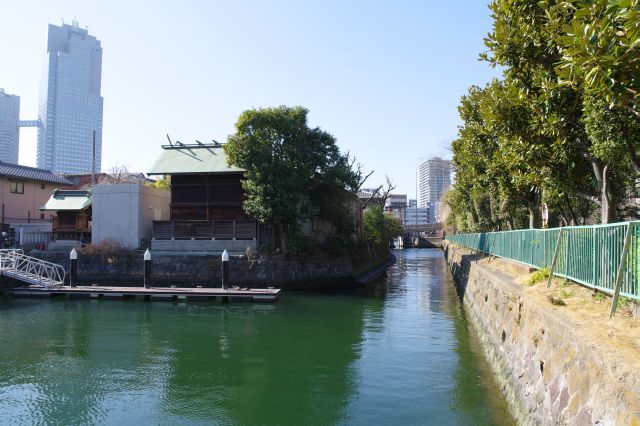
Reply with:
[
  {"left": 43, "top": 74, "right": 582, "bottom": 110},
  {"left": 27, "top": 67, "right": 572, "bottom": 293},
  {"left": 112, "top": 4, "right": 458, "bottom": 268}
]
[{"left": 446, "top": 221, "right": 640, "bottom": 302}]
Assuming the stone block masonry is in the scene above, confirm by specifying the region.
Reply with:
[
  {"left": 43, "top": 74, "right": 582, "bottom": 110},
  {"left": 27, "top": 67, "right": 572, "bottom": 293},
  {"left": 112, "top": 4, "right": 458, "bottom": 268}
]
[
  {"left": 30, "top": 246, "right": 391, "bottom": 290},
  {"left": 444, "top": 242, "right": 640, "bottom": 425}
]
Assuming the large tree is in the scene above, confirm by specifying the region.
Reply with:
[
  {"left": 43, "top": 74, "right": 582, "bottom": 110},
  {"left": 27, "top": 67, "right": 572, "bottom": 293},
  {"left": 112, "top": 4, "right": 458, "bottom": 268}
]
[
  {"left": 555, "top": 0, "right": 640, "bottom": 116},
  {"left": 225, "top": 106, "right": 359, "bottom": 254},
  {"left": 483, "top": 0, "right": 626, "bottom": 223},
  {"left": 449, "top": 0, "right": 640, "bottom": 228},
  {"left": 554, "top": 0, "right": 640, "bottom": 220}
]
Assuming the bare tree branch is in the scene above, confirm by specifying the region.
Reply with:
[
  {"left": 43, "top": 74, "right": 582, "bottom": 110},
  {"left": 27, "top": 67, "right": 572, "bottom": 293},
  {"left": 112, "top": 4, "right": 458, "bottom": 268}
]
[
  {"left": 357, "top": 169, "right": 375, "bottom": 191},
  {"left": 361, "top": 185, "right": 383, "bottom": 210},
  {"left": 379, "top": 176, "right": 396, "bottom": 207},
  {"left": 106, "top": 164, "right": 129, "bottom": 184}
]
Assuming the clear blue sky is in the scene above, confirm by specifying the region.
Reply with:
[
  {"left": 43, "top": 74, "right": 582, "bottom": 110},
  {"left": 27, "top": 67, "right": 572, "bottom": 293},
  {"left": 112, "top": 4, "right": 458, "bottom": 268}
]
[{"left": 1, "top": 0, "right": 499, "bottom": 196}]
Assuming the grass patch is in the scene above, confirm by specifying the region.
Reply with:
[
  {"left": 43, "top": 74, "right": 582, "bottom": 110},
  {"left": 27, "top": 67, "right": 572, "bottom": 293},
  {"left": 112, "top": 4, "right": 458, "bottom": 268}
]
[
  {"left": 618, "top": 295, "right": 630, "bottom": 306},
  {"left": 560, "top": 289, "right": 575, "bottom": 298},
  {"left": 592, "top": 292, "right": 606, "bottom": 302},
  {"left": 525, "top": 267, "right": 550, "bottom": 286}
]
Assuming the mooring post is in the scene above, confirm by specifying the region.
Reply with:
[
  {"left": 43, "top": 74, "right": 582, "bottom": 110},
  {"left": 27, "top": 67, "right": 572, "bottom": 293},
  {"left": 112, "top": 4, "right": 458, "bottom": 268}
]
[
  {"left": 144, "top": 249, "right": 152, "bottom": 289},
  {"left": 221, "top": 249, "right": 229, "bottom": 290},
  {"left": 69, "top": 248, "right": 77, "bottom": 287}
]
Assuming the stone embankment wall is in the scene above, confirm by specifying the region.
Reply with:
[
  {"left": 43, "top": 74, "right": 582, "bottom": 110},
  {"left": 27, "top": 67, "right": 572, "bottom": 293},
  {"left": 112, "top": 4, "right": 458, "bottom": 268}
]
[
  {"left": 444, "top": 242, "right": 640, "bottom": 425},
  {"left": 30, "top": 244, "right": 391, "bottom": 289}
]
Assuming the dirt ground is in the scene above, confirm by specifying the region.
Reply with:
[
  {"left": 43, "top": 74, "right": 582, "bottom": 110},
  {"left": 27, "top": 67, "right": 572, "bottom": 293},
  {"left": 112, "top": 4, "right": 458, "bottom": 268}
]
[{"left": 477, "top": 256, "right": 640, "bottom": 357}]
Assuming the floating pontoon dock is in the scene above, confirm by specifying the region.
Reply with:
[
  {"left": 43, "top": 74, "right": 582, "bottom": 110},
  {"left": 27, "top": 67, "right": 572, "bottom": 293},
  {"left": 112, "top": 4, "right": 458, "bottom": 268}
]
[{"left": 10, "top": 285, "right": 281, "bottom": 303}]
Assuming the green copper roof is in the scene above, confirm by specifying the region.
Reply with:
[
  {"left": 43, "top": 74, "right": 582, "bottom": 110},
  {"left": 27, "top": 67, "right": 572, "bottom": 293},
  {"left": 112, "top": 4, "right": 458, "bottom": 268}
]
[
  {"left": 40, "top": 190, "right": 92, "bottom": 211},
  {"left": 147, "top": 145, "right": 245, "bottom": 175}
]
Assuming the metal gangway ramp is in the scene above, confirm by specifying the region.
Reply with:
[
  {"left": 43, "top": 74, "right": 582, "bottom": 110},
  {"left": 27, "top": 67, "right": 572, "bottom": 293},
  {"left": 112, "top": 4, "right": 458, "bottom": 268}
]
[{"left": 0, "top": 249, "right": 65, "bottom": 287}]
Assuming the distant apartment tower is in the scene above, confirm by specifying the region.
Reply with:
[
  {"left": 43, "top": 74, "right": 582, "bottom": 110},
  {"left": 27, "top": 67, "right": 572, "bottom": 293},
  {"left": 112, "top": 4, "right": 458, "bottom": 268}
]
[
  {"left": 418, "top": 157, "right": 451, "bottom": 222},
  {"left": 37, "top": 21, "right": 103, "bottom": 174},
  {"left": 0, "top": 89, "right": 20, "bottom": 164}
]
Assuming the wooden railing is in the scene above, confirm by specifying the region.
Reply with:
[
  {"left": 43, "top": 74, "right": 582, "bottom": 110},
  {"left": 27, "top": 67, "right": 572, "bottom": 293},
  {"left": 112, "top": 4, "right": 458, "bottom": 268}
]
[{"left": 152, "top": 220, "right": 257, "bottom": 240}]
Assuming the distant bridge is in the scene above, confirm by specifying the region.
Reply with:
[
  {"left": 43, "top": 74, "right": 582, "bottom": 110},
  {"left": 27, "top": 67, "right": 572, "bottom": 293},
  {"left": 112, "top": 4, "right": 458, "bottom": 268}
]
[{"left": 403, "top": 223, "right": 443, "bottom": 233}]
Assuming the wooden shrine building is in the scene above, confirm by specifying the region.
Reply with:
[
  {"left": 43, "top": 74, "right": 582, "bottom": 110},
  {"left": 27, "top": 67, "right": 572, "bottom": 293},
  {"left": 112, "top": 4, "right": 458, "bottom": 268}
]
[{"left": 147, "top": 142, "right": 257, "bottom": 252}]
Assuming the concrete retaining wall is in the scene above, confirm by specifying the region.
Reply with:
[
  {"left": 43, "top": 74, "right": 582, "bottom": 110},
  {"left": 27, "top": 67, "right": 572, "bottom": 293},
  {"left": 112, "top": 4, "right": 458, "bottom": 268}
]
[{"left": 444, "top": 242, "right": 640, "bottom": 425}]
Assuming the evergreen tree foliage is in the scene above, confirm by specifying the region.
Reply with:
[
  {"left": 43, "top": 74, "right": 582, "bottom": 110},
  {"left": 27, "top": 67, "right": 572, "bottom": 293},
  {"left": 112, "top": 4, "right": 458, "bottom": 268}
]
[
  {"left": 225, "top": 106, "right": 360, "bottom": 254},
  {"left": 447, "top": 0, "right": 640, "bottom": 230}
]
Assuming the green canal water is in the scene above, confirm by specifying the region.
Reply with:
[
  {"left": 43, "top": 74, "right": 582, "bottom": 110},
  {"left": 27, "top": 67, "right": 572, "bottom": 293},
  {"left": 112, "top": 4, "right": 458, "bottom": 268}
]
[{"left": 0, "top": 249, "right": 512, "bottom": 425}]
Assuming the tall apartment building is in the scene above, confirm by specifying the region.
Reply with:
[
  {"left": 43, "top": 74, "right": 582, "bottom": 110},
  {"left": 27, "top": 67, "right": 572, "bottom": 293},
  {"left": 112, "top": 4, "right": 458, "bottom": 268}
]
[
  {"left": 0, "top": 89, "right": 20, "bottom": 164},
  {"left": 37, "top": 21, "right": 103, "bottom": 174},
  {"left": 418, "top": 157, "right": 451, "bottom": 222}
]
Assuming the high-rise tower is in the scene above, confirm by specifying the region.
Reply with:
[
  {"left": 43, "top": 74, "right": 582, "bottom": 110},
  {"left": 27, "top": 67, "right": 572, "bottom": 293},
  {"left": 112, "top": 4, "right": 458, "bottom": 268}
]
[
  {"left": 418, "top": 157, "right": 451, "bottom": 222},
  {"left": 0, "top": 89, "right": 20, "bottom": 164},
  {"left": 37, "top": 20, "right": 103, "bottom": 173}
]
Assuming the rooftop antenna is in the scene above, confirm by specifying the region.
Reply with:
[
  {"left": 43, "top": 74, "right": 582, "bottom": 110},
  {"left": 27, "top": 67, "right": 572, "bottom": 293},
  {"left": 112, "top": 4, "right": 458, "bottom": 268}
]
[
  {"left": 166, "top": 134, "right": 173, "bottom": 147},
  {"left": 176, "top": 140, "right": 185, "bottom": 146},
  {"left": 196, "top": 140, "right": 204, "bottom": 145},
  {"left": 212, "top": 139, "right": 221, "bottom": 146}
]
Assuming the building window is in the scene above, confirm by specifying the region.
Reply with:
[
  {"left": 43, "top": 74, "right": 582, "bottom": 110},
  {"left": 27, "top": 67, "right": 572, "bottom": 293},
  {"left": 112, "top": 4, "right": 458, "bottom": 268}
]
[
  {"left": 10, "top": 182, "right": 24, "bottom": 194},
  {"left": 40, "top": 212, "right": 45, "bottom": 220},
  {"left": 41, "top": 183, "right": 46, "bottom": 190}
]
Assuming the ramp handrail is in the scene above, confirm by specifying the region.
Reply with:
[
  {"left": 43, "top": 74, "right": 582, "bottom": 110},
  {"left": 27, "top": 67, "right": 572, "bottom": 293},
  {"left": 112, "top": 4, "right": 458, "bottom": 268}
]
[{"left": 0, "top": 249, "right": 65, "bottom": 287}]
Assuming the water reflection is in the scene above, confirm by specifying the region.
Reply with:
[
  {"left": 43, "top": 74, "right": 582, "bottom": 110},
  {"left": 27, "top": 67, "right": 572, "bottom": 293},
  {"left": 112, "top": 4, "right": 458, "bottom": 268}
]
[
  {"left": 0, "top": 249, "right": 511, "bottom": 425},
  {"left": 345, "top": 249, "right": 511, "bottom": 425}
]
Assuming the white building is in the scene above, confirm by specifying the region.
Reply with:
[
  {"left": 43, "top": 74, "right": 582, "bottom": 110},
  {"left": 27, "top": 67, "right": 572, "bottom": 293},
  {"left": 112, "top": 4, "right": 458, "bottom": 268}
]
[
  {"left": 418, "top": 157, "right": 451, "bottom": 222},
  {"left": 386, "top": 193, "right": 407, "bottom": 225},
  {"left": 0, "top": 89, "right": 20, "bottom": 164},
  {"left": 406, "top": 206, "right": 430, "bottom": 226},
  {"left": 385, "top": 193, "right": 407, "bottom": 209},
  {"left": 92, "top": 184, "right": 170, "bottom": 248},
  {"left": 37, "top": 21, "right": 104, "bottom": 173}
]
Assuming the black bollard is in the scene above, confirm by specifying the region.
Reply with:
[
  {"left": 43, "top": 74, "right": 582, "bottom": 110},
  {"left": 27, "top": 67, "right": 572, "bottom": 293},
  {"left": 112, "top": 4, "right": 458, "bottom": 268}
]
[
  {"left": 144, "top": 249, "right": 152, "bottom": 289},
  {"left": 221, "top": 249, "right": 229, "bottom": 290},
  {"left": 69, "top": 248, "right": 77, "bottom": 287}
]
